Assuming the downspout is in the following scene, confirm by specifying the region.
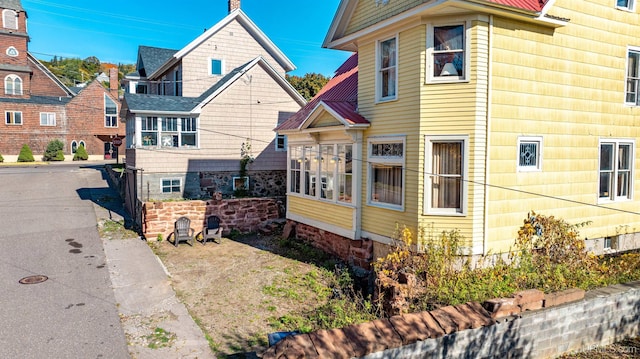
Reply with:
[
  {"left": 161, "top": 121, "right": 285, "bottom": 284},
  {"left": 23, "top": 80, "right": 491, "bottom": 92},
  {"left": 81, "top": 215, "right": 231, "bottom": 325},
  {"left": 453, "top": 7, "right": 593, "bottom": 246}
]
[{"left": 482, "top": 16, "right": 494, "bottom": 256}]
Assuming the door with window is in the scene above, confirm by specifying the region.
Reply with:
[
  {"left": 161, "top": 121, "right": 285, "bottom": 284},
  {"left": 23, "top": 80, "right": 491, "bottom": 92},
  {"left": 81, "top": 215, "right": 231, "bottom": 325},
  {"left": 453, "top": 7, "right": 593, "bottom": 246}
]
[{"left": 104, "top": 142, "right": 118, "bottom": 159}]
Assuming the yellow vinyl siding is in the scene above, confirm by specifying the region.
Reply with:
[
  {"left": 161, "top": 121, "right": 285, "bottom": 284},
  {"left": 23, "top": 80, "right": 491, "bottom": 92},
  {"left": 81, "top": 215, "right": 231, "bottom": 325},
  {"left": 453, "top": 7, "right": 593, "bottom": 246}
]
[
  {"left": 346, "top": 0, "right": 430, "bottom": 36},
  {"left": 418, "top": 20, "right": 489, "bottom": 251},
  {"left": 487, "top": 0, "right": 640, "bottom": 253},
  {"left": 288, "top": 195, "right": 354, "bottom": 231},
  {"left": 311, "top": 112, "right": 343, "bottom": 128},
  {"left": 358, "top": 26, "right": 423, "bottom": 238}
]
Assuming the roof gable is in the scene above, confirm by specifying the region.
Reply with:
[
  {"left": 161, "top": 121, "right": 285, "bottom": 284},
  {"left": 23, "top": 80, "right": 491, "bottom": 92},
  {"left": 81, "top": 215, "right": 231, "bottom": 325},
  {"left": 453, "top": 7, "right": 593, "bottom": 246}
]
[
  {"left": 28, "top": 52, "right": 75, "bottom": 97},
  {"left": 276, "top": 53, "right": 367, "bottom": 132},
  {"left": 136, "top": 45, "right": 178, "bottom": 78},
  {"left": 150, "top": 9, "right": 294, "bottom": 79}
]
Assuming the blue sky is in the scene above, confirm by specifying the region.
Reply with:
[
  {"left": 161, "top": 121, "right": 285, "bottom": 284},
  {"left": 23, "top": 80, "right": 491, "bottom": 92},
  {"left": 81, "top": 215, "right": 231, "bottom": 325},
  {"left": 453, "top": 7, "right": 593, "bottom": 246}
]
[{"left": 22, "top": 0, "right": 352, "bottom": 77}]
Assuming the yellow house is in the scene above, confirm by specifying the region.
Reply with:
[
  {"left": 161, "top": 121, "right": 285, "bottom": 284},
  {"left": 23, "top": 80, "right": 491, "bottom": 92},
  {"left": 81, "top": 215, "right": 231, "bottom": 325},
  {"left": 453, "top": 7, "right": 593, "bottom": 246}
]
[{"left": 277, "top": 0, "right": 640, "bottom": 265}]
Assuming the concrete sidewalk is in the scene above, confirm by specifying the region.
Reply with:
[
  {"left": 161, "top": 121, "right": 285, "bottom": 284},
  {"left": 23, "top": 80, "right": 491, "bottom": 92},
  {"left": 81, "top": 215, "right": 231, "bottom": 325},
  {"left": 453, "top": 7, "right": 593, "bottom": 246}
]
[{"left": 89, "top": 166, "right": 215, "bottom": 358}]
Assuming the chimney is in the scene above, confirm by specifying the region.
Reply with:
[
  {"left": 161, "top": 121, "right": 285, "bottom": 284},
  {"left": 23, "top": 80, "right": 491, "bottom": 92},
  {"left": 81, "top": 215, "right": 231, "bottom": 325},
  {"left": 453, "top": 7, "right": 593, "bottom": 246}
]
[
  {"left": 228, "top": 0, "right": 240, "bottom": 13},
  {"left": 109, "top": 68, "right": 118, "bottom": 97}
]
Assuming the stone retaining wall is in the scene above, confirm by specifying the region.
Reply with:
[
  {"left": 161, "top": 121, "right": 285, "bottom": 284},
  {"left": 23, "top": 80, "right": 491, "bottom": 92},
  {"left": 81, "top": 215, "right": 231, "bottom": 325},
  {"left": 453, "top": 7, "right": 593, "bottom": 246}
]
[
  {"left": 142, "top": 197, "right": 282, "bottom": 241},
  {"left": 263, "top": 281, "right": 640, "bottom": 358}
]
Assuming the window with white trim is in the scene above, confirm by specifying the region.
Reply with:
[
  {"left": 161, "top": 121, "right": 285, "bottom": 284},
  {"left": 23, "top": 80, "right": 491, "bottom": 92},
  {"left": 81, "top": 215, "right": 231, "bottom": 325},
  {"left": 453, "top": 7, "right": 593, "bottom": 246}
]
[
  {"left": 5, "top": 111, "right": 21, "bottom": 125},
  {"left": 4, "top": 75, "right": 22, "bottom": 95},
  {"left": 105, "top": 95, "right": 118, "bottom": 127},
  {"left": 79, "top": 141, "right": 86, "bottom": 151},
  {"left": 425, "top": 136, "right": 468, "bottom": 214},
  {"left": 181, "top": 118, "right": 197, "bottom": 146},
  {"left": 617, "top": 0, "right": 635, "bottom": 11},
  {"left": 71, "top": 141, "right": 78, "bottom": 153},
  {"left": 161, "top": 178, "right": 181, "bottom": 193},
  {"left": 368, "top": 137, "right": 404, "bottom": 209},
  {"left": 626, "top": 48, "right": 640, "bottom": 106},
  {"left": 2, "top": 9, "right": 17, "bottom": 29},
  {"left": 427, "top": 23, "right": 467, "bottom": 82},
  {"left": 289, "top": 144, "right": 353, "bottom": 203},
  {"left": 517, "top": 136, "right": 543, "bottom": 171},
  {"left": 161, "top": 117, "right": 178, "bottom": 147},
  {"left": 142, "top": 117, "right": 158, "bottom": 146},
  {"left": 377, "top": 37, "right": 397, "bottom": 101},
  {"left": 40, "top": 112, "right": 56, "bottom": 126},
  {"left": 209, "top": 59, "right": 224, "bottom": 76},
  {"left": 599, "top": 140, "right": 634, "bottom": 202}
]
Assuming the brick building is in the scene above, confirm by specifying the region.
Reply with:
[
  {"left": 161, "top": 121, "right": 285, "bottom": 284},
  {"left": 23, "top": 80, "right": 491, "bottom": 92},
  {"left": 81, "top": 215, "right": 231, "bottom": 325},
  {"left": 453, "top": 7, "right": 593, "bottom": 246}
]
[{"left": 0, "top": 0, "right": 123, "bottom": 162}]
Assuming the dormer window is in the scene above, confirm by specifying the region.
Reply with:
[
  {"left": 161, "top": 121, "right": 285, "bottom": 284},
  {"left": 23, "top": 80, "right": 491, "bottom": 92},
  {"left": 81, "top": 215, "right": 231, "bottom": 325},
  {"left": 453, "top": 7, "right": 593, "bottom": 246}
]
[
  {"left": 2, "top": 9, "right": 17, "bottom": 30},
  {"left": 4, "top": 75, "right": 22, "bottom": 95}
]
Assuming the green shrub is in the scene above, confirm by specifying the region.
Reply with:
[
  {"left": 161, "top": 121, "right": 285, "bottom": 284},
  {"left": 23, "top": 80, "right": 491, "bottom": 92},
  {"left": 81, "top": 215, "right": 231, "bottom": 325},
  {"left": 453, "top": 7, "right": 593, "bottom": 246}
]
[
  {"left": 43, "top": 139, "right": 64, "bottom": 161},
  {"left": 17, "top": 144, "right": 34, "bottom": 162},
  {"left": 0, "top": 153, "right": 4, "bottom": 163},
  {"left": 73, "top": 144, "right": 88, "bottom": 161}
]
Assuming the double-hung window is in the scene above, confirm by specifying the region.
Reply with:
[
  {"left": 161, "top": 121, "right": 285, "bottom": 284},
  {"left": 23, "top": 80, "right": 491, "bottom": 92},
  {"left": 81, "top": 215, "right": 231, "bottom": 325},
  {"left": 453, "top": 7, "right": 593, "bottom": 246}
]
[
  {"left": 142, "top": 117, "right": 158, "bottom": 146},
  {"left": 428, "top": 23, "right": 467, "bottom": 82},
  {"left": 181, "top": 118, "right": 197, "bottom": 146},
  {"left": 275, "top": 134, "right": 287, "bottom": 151},
  {"left": 40, "top": 112, "right": 56, "bottom": 126},
  {"left": 377, "top": 37, "right": 397, "bottom": 101},
  {"left": 289, "top": 146, "right": 303, "bottom": 194},
  {"left": 617, "top": 0, "right": 635, "bottom": 11},
  {"left": 5, "top": 111, "right": 21, "bottom": 125},
  {"left": 626, "top": 48, "right": 640, "bottom": 106},
  {"left": 368, "top": 137, "right": 404, "bottom": 210},
  {"left": 599, "top": 140, "right": 633, "bottom": 202},
  {"left": 425, "top": 136, "right": 468, "bottom": 215},
  {"left": 105, "top": 95, "right": 118, "bottom": 127}
]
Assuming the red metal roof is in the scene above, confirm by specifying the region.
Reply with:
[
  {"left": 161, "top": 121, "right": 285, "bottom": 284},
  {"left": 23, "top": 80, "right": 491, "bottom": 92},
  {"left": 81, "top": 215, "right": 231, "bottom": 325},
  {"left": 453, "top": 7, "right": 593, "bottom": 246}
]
[
  {"left": 276, "top": 53, "right": 367, "bottom": 131},
  {"left": 486, "top": 0, "right": 548, "bottom": 12}
]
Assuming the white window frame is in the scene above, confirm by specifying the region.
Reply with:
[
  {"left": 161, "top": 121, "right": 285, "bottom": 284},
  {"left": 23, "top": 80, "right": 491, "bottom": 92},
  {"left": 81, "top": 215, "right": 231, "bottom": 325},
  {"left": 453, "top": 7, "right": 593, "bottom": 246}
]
[
  {"left": 71, "top": 141, "right": 78, "bottom": 153},
  {"left": 375, "top": 35, "right": 398, "bottom": 102},
  {"left": 598, "top": 139, "right": 634, "bottom": 203},
  {"left": 180, "top": 117, "right": 198, "bottom": 147},
  {"left": 426, "top": 21, "right": 470, "bottom": 84},
  {"left": 4, "top": 74, "right": 22, "bottom": 95},
  {"left": 626, "top": 47, "right": 640, "bottom": 106},
  {"left": 40, "top": 112, "right": 56, "bottom": 126},
  {"left": 104, "top": 94, "right": 118, "bottom": 128},
  {"left": 161, "top": 178, "right": 181, "bottom": 193},
  {"left": 517, "top": 136, "right": 543, "bottom": 172},
  {"left": 5, "top": 110, "right": 22, "bottom": 125},
  {"left": 424, "top": 135, "right": 469, "bottom": 216},
  {"left": 616, "top": 0, "right": 636, "bottom": 11},
  {"left": 208, "top": 58, "right": 225, "bottom": 76},
  {"left": 367, "top": 136, "right": 405, "bottom": 211},
  {"left": 2, "top": 9, "right": 17, "bottom": 29},
  {"left": 6, "top": 46, "right": 18, "bottom": 57}
]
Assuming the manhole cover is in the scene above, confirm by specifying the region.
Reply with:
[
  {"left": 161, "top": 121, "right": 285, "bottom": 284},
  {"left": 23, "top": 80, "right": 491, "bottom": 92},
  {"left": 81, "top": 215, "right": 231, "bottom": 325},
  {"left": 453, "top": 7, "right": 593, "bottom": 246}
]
[{"left": 19, "top": 275, "right": 48, "bottom": 284}]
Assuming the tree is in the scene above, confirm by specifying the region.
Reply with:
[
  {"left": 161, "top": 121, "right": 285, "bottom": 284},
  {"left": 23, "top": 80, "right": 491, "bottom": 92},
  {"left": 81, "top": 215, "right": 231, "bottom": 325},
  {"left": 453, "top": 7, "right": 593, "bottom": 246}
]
[
  {"left": 43, "top": 139, "right": 65, "bottom": 161},
  {"left": 286, "top": 73, "right": 330, "bottom": 100},
  {"left": 17, "top": 144, "right": 34, "bottom": 162}
]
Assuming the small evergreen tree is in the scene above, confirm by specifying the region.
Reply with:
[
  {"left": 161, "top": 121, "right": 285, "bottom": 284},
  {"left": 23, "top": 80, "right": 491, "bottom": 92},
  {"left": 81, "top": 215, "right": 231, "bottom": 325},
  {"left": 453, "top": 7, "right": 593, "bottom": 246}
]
[
  {"left": 73, "top": 144, "right": 88, "bottom": 161},
  {"left": 17, "top": 144, "right": 34, "bottom": 162},
  {"left": 43, "top": 139, "right": 65, "bottom": 161}
]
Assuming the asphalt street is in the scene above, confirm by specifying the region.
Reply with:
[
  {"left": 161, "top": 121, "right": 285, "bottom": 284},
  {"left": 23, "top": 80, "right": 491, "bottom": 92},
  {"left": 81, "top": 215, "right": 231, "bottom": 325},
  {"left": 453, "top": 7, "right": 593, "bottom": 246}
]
[{"left": 0, "top": 163, "right": 129, "bottom": 358}]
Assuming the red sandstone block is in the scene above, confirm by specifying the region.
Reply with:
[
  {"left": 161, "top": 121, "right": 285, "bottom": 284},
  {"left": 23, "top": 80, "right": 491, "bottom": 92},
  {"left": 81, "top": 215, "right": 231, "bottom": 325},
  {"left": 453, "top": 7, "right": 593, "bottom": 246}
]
[
  {"left": 464, "top": 302, "right": 495, "bottom": 327},
  {"left": 371, "top": 319, "right": 403, "bottom": 349},
  {"left": 520, "top": 300, "right": 543, "bottom": 312},
  {"left": 342, "top": 322, "right": 386, "bottom": 357},
  {"left": 513, "top": 289, "right": 545, "bottom": 305},
  {"left": 416, "top": 311, "right": 446, "bottom": 338},
  {"left": 429, "top": 308, "right": 458, "bottom": 334},
  {"left": 440, "top": 305, "right": 474, "bottom": 331},
  {"left": 308, "top": 329, "right": 353, "bottom": 359},
  {"left": 483, "top": 298, "right": 521, "bottom": 319},
  {"left": 453, "top": 303, "right": 491, "bottom": 329},
  {"left": 543, "top": 288, "right": 586, "bottom": 308},
  {"left": 389, "top": 314, "right": 428, "bottom": 344}
]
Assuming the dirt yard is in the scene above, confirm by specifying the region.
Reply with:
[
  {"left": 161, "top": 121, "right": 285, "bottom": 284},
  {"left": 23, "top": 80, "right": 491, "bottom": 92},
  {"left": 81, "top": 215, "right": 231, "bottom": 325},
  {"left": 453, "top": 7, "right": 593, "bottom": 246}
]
[{"left": 149, "top": 233, "right": 331, "bottom": 358}]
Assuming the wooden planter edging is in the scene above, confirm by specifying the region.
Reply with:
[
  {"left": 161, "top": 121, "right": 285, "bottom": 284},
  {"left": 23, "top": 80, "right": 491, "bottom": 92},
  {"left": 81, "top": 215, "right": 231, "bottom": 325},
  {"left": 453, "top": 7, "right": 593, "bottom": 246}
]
[{"left": 263, "top": 281, "right": 640, "bottom": 358}]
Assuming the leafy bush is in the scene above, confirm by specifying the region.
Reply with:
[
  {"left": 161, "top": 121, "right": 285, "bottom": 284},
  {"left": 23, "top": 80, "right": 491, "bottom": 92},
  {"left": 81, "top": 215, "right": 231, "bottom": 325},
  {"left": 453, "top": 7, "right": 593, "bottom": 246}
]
[
  {"left": 17, "top": 144, "right": 34, "bottom": 162},
  {"left": 0, "top": 153, "right": 3, "bottom": 163},
  {"left": 43, "top": 139, "right": 64, "bottom": 161},
  {"left": 73, "top": 144, "right": 88, "bottom": 161}
]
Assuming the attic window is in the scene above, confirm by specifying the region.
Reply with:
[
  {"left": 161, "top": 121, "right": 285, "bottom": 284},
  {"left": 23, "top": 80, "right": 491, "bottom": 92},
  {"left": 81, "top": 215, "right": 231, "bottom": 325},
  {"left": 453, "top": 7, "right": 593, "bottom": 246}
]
[
  {"left": 210, "top": 59, "right": 224, "bottom": 76},
  {"left": 616, "top": 0, "right": 635, "bottom": 11},
  {"left": 2, "top": 9, "right": 17, "bottom": 30}
]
